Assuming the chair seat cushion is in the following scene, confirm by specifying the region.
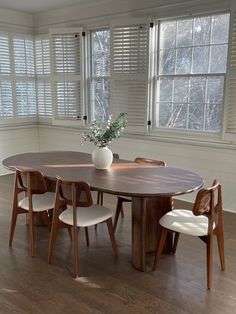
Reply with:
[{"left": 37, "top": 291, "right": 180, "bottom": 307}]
[
  {"left": 19, "top": 192, "right": 55, "bottom": 212},
  {"left": 59, "top": 204, "right": 113, "bottom": 227},
  {"left": 159, "top": 209, "right": 215, "bottom": 237}
]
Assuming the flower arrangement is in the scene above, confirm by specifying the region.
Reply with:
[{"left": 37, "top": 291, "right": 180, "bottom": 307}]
[{"left": 81, "top": 113, "right": 127, "bottom": 148}]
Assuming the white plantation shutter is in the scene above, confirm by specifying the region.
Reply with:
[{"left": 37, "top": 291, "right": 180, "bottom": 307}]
[
  {"left": 110, "top": 19, "right": 150, "bottom": 132},
  {"left": 13, "top": 34, "right": 37, "bottom": 118},
  {"left": 0, "top": 34, "right": 10, "bottom": 74},
  {"left": 225, "top": 10, "right": 236, "bottom": 134},
  {"left": 0, "top": 33, "right": 13, "bottom": 119},
  {"left": 35, "top": 36, "right": 52, "bottom": 117},
  {"left": 13, "top": 35, "right": 35, "bottom": 76},
  {"left": 0, "top": 80, "right": 13, "bottom": 118},
  {"left": 37, "top": 81, "right": 52, "bottom": 117},
  {"left": 50, "top": 28, "right": 84, "bottom": 123},
  {"left": 16, "top": 81, "right": 36, "bottom": 117},
  {"left": 35, "top": 37, "right": 50, "bottom": 76}
]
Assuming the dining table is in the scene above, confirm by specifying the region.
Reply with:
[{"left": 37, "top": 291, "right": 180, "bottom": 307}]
[{"left": 2, "top": 151, "right": 203, "bottom": 271}]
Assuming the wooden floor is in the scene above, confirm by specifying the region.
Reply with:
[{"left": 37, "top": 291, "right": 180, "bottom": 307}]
[{"left": 0, "top": 174, "right": 236, "bottom": 314}]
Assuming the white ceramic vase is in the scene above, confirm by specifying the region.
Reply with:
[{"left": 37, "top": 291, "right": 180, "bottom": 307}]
[{"left": 92, "top": 146, "right": 113, "bottom": 169}]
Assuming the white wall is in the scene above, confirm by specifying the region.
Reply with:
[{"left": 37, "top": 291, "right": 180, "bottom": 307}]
[
  {"left": 0, "top": 126, "right": 39, "bottom": 175},
  {"left": 38, "top": 125, "right": 236, "bottom": 212}
]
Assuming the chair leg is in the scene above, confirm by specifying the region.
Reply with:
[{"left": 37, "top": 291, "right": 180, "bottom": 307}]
[
  {"left": 106, "top": 218, "right": 118, "bottom": 258},
  {"left": 172, "top": 232, "right": 180, "bottom": 255},
  {"left": 9, "top": 207, "right": 18, "bottom": 247},
  {"left": 114, "top": 197, "right": 123, "bottom": 231},
  {"left": 73, "top": 226, "right": 79, "bottom": 278},
  {"left": 121, "top": 207, "right": 124, "bottom": 218},
  {"left": 153, "top": 228, "right": 168, "bottom": 271},
  {"left": 85, "top": 227, "right": 89, "bottom": 247},
  {"left": 216, "top": 225, "right": 225, "bottom": 271},
  {"left": 28, "top": 211, "right": 35, "bottom": 257},
  {"left": 48, "top": 211, "right": 60, "bottom": 264},
  {"left": 206, "top": 235, "right": 213, "bottom": 290}
]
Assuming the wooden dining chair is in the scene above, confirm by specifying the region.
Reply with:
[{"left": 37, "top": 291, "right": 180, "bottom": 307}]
[
  {"left": 153, "top": 180, "right": 225, "bottom": 289},
  {"left": 48, "top": 176, "right": 118, "bottom": 277},
  {"left": 9, "top": 168, "right": 56, "bottom": 257},
  {"left": 113, "top": 157, "right": 166, "bottom": 231}
]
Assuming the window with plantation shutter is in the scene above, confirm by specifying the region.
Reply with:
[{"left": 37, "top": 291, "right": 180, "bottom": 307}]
[
  {"left": 16, "top": 81, "right": 37, "bottom": 117},
  {"left": 13, "top": 34, "right": 37, "bottom": 118},
  {"left": 50, "top": 28, "right": 84, "bottom": 124},
  {"left": 35, "top": 36, "right": 52, "bottom": 117},
  {"left": 0, "top": 34, "right": 10, "bottom": 75},
  {"left": 0, "top": 33, "right": 13, "bottom": 119},
  {"left": 0, "top": 80, "right": 13, "bottom": 118},
  {"left": 225, "top": 10, "right": 236, "bottom": 135},
  {"left": 13, "top": 36, "right": 35, "bottom": 76},
  {"left": 110, "top": 19, "right": 150, "bottom": 132}
]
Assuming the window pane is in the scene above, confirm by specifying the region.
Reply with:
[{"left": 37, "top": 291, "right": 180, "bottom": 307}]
[
  {"left": 193, "top": 17, "right": 210, "bottom": 45},
  {"left": 159, "top": 103, "right": 172, "bottom": 127},
  {"left": 176, "top": 48, "right": 191, "bottom": 74},
  {"left": 173, "top": 78, "right": 189, "bottom": 103},
  {"left": 159, "top": 78, "right": 173, "bottom": 102},
  {"left": 177, "top": 19, "right": 192, "bottom": 47},
  {"left": 159, "top": 49, "right": 175, "bottom": 74},
  {"left": 192, "top": 46, "right": 209, "bottom": 73},
  {"left": 189, "top": 77, "right": 206, "bottom": 103},
  {"left": 160, "top": 21, "right": 176, "bottom": 49},
  {"left": 205, "top": 104, "right": 222, "bottom": 131},
  {"left": 188, "top": 104, "right": 204, "bottom": 130},
  {"left": 90, "top": 29, "right": 110, "bottom": 121},
  {"left": 206, "top": 77, "right": 224, "bottom": 104},
  {"left": 210, "top": 44, "right": 228, "bottom": 73},
  {"left": 172, "top": 104, "right": 187, "bottom": 128},
  {"left": 92, "top": 30, "right": 110, "bottom": 76},
  {"left": 91, "top": 78, "right": 110, "bottom": 121},
  {"left": 211, "top": 14, "right": 230, "bottom": 44}
]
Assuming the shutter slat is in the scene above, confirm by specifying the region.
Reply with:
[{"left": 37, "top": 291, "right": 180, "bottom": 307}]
[{"left": 16, "top": 81, "right": 37, "bottom": 117}]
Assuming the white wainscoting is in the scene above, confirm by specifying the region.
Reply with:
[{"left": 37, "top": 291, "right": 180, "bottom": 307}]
[
  {"left": 38, "top": 126, "right": 236, "bottom": 213},
  {"left": 0, "top": 126, "right": 39, "bottom": 175}
]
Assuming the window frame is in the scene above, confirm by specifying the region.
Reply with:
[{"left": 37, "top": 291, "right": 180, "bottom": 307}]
[{"left": 150, "top": 11, "right": 231, "bottom": 140}]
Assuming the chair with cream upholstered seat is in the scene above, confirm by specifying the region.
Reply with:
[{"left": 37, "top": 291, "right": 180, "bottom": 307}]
[
  {"left": 153, "top": 180, "right": 225, "bottom": 289},
  {"left": 113, "top": 157, "right": 166, "bottom": 231},
  {"left": 9, "top": 168, "right": 55, "bottom": 257},
  {"left": 48, "top": 176, "right": 118, "bottom": 277}
]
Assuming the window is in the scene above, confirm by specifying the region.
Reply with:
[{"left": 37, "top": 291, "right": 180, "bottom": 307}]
[
  {"left": 154, "top": 13, "right": 230, "bottom": 133},
  {"left": 90, "top": 29, "right": 110, "bottom": 121},
  {"left": 0, "top": 33, "right": 13, "bottom": 119}
]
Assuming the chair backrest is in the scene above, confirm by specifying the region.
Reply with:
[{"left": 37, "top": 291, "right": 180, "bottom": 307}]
[
  {"left": 15, "top": 167, "right": 47, "bottom": 195},
  {"left": 134, "top": 157, "right": 166, "bottom": 167},
  {"left": 192, "top": 180, "right": 222, "bottom": 219},
  {"left": 55, "top": 176, "right": 93, "bottom": 208},
  {"left": 113, "top": 153, "right": 120, "bottom": 159}
]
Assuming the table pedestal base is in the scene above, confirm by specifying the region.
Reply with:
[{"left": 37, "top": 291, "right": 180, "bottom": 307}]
[{"left": 132, "top": 196, "right": 173, "bottom": 271}]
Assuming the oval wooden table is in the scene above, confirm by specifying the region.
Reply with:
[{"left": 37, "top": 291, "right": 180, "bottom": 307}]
[{"left": 3, "top": 151, "right": 203, "bottom": 271}]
